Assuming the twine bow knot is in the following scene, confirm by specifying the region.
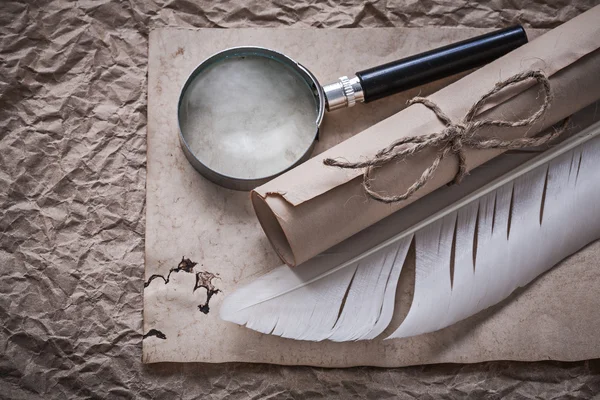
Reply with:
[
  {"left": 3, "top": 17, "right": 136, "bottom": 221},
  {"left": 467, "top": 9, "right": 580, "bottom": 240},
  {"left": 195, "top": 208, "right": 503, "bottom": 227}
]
[{"left": 324, "top": 70, "right": 566, "bottom": 204}]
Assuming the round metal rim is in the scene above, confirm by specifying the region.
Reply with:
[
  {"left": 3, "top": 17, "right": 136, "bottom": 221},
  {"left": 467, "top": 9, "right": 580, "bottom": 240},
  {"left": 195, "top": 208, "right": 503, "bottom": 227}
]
[{"left": 177, "top": 46, "right": 325, "bottom": 191}]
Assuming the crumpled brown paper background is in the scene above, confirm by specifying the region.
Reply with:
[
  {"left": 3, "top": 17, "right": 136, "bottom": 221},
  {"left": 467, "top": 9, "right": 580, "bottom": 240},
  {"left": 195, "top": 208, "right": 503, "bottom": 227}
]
[{"left": 1, "top": 0, "right": 600, "bottom": 398}]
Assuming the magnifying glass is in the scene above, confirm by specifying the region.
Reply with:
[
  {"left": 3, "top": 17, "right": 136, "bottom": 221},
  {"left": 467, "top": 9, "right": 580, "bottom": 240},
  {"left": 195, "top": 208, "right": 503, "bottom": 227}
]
[{"left": 178, "top": 25, "right": 527, "bottom": 191}]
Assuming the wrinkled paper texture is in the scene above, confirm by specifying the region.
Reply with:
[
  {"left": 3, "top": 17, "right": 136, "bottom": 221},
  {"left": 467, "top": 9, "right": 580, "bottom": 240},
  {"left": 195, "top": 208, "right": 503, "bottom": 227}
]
[{"left": 2, "top": 0, "right": 600, "bottom": 398}]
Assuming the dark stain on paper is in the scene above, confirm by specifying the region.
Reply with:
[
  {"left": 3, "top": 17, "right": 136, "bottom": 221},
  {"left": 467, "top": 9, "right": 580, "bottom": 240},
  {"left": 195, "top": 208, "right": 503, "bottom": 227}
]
[
  {"left": 143, "top": 329, "right": 167, "bottom": 340},
  {"left": 194, "top": 271, "right": 221, "bottom": 314},
  {"left": 144, "top": 257, "right": 197, "bottom": 287},
  {"left": 174, "top": 47, "right": 184, "bottom": 57},
  {"left": 144, "top": 256, "right": 221, "bottom": 315}
]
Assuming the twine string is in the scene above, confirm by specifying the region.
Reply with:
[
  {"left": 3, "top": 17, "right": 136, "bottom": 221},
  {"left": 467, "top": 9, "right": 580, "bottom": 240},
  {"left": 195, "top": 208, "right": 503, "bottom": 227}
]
[{"left": 323, "top": 70, "right": 566, "bottom": 204}]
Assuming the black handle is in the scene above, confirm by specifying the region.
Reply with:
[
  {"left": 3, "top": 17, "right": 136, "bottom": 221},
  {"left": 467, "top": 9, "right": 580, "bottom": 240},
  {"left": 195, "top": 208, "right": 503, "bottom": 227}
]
[{"left": 356, "top": 25, "right": 528, "bottom": 103}]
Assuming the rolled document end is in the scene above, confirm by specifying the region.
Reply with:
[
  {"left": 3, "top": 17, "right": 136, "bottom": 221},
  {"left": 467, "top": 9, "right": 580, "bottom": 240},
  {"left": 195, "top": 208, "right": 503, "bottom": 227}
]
[{"left": 251, "top": 191, "right": 296, "bottom": 267}]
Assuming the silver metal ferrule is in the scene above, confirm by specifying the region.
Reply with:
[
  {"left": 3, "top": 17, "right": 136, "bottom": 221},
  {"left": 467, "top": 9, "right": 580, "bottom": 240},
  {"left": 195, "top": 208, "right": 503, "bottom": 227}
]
[{"left": 323, "top": 76, "right": 364, "bottom": 111}]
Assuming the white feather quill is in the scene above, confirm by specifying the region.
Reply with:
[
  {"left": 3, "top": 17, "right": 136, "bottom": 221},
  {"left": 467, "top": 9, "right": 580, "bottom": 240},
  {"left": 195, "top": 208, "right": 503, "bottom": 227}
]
[{"left": 221, "top": 122, "right": 600, "bottom": 342}]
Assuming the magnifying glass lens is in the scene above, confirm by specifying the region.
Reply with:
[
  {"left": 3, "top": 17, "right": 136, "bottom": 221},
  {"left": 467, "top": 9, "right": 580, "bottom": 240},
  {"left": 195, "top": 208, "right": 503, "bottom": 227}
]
[{"left": 179, "top": 53, "right": 320, "bottom": 182}]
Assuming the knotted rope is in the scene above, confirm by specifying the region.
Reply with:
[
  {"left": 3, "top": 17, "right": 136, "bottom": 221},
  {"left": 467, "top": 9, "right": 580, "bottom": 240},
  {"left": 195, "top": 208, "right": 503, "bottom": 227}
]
[{"left": 323, "top": 70, "right": 566, "bottom": 204}]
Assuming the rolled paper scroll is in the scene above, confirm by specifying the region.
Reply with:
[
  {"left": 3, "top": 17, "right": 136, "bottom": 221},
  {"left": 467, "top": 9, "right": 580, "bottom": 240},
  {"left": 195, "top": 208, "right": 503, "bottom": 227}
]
[{"left": 252, "top": 5, "right": 600, "bottom": 267}]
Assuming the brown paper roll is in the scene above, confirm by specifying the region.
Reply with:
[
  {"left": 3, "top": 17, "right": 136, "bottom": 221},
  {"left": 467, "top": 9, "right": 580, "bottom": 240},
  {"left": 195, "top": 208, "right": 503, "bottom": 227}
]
[{"left": 252, "top": 6, "right": 600, "bottom": 267}]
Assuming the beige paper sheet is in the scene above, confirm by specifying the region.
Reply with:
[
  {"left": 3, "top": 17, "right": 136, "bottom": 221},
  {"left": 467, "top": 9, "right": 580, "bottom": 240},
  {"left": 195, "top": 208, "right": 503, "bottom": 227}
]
[
  {"left": 253, "top": 6, "right": 600, "bottom": 267},
  {"left": 144, "top": 26, "right": 600, "bottom": 366}
]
